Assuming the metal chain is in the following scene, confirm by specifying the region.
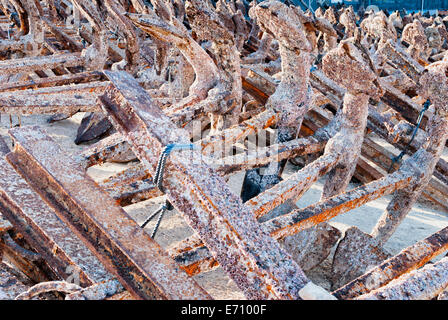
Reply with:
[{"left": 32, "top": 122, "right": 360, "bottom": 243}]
[{"left": 141, "top": 143, "right": 195, "bottom": 238}]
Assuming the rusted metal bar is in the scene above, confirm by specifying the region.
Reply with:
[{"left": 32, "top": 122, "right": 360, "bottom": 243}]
[
  {"left": 309, "top": 70, "right": 346, "bottom": 109},
  {"left": 0, "top": 232, "right": 53, "bottom": 284},
  {"left": 241, "top": 76, "right": 270, "bottom": 104},
  {"left": 423, "top": 179, "right": 448, "bottom": 211},
  {"left": 169, "top": 240, "right": 219, "bottom": 277},
  {"left": 378, "top": 39, "right": 425, "bottom": 83},
  {"left": 41, "top": 17, "right": 84, "bottom": 52},
  {"left": 360, "top": 136, "right": 448, "bottom": 209},
  {"left": 0, "top": 138, "right": 112, "bottom": 287},
  {"left": 0, "top": 59, "right": 101, "bottom": 117},
  {"left": 356, "top": 256, "right": 448, "bottom": 300},
  {"left": 0, "top": 52, "right": 83, "bottom": 75},
  {"left": 379, "top": 80, "right": 431, "bottom": 130},
  {"left": 352, "top": 157, "right": 384, "bottom": 184},
  {"left": 198, "top": 109, "right": 277, "bottom": 155},
  {"left": 170, "top": 169, "right": 413, "bottom": 276},
  {"left": 246, "top": 153, "right": 339, "bottom": 220},
  {"left": 99, "top": 135, "right": 322, "bottom": 205},
  {"left": 0, "top": 82, "right": 107, "bottom": 114},
  {"left": 263, "top": 170, "right": 413, "bottom": 240},
  {"left": 79, "top": 109, "right": 277, "bottom": 169},
  {"left": 334, "top": 225, "right": 448, "bottom": 299},
  {"left": 2, "top": 233, "right": 41, "bottom": 262},
  {"left": 99, "top": 163, "right": 162, "bottom": 206},
  {"left": 367, "top": 105, "right": 448, "bottom": 186},
  {"left": 241, "top": 65, "right": 277, "bottom": 100},
  {"left": 0, "top": 92, "right": 97, "bottom": 114},
  {"left": 7, "top": 126, "right": 211, "bottom": 300},
  {"left": 77, "top": 133, "right": 136, "bottom": 169},
  {"left": 238, "top": 66, "right": 448, "bottom": 207},
  {"left": 0, "top": 71, "right": 105, "bottom": 92},
  {"left": 0, "top": 81, "right": 109, "bottom": 96},
  {"left": 99, "top": 70, "right": 315, "bottom": 300},
  {"left": 215, "top": 136, "right": 325, "bottom": 176}
]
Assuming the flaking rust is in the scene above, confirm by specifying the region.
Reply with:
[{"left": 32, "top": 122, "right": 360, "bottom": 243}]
[
  {"left": 0, "top": 0, "right": 447, "bottom": 300},
  {"left": 98, "top": 70, "right": 316, "bottom": 300},
  {"left": 0, "top": 136, "right": 112, "bottom": 287},
  {"left": 7, "top": 126, "right": 211, "bottom": 300}
]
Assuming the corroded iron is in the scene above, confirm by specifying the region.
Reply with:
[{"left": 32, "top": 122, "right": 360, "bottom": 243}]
[
  {"left": 334, "top": 225, "right": 448, "bottom": 299},
  {"left": 0, "top": 137, "right": 112, "bottom": 287},
  {"left": 0, "top": 0, "right": 447, "bottom": 301},
  {"left": 98, "top": 70, "right": 322, "bottom": 300},
  {"left": 356, "top": 257, "right": 448, "bottom": 300},
  {"left": 6, "top": 126, "right": 211, "bottom": 300}
]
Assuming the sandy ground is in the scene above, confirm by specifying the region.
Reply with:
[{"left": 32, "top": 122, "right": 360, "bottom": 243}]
[{"left": 1, "top": 113, "right": 447, "bottom": 299}]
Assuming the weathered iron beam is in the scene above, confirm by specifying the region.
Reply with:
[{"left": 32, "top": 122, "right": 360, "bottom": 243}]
[
  {"left": 378, "top": 39, "right": 425, "bottom": 83},
  {"left": 0, "top": 71, "right": 105, "bottom": 92},
  {"left": 367, "top": 106, "right": 448, "bottom": 186},
  {"left": 0, "top": 53, "right": 83, "bottom": 75},
  {"left": 0, "top": 232, "right": 53, "bottom": 284},
  {"left": 0, "top": 138, "right": 112, "bottom": 286},
  {"left": 168, "top": 238, "right": 219, "bottom": 277},
  {"left": 246, "top": 153, "right": 339, "bottom": 220},
  {"left": 96, "top": 134, "right": 324, "bottom": 206},
  {"left": 6, "top": 126, "right": 211, "bottom": 300},
  {"left": 41, "top": 17, "right": 84, "bottom": 52},
  {"left": 360, "top": 135, "right": 448, "bottom": 209},
  {"left": 0, "top": 79, "right": 106, "bottom": 115},
  {"left": 334, "top": 225, "right": 448, "bottom": 299},
  {"left": 99, "top": 163, "right": 162, "bottom": 206},
  {"left": 309, "top": 70, "right": 345, "bottom": 109},
  {"left": 78, "top": 108, "right": 277, "bottom": 170},
  {"left": 77, "top": 133, "right": 136, "bottom": 169},
  {"left": 98, "top": 70, "right": 325, "bottom": 300},
  {"left": 169, "top": 169, "right": 412, "bottom": 276},
  {"left": 356, "top": 256, "right": 448, "bottom": 300},
  {"left": 241, "top": 76, "right": 270, "bottom": 104},
  {"left": 379, "top": 80, "right": 431, "bottom": 130},
  {"left": 215, "top": 136, "right": 325, "bottom": 176},
  {"left": 237, "top": 66, "right": 448, "bottom": 207},
  {"left": 0, "top": 81, "right": 109, "bottom": 96},
  {"left": 199, "top": 109, "right": 277, "bottom": 156},
  {"left": 0, "top": 92, "right": 97, "bottom": 114},
  {"left": 264, "top": 170, "right": 413, "bottom": 240}
]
